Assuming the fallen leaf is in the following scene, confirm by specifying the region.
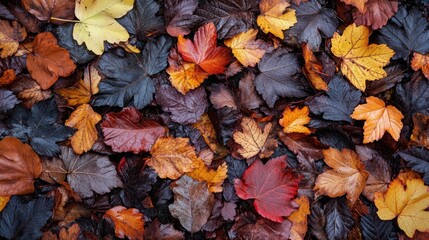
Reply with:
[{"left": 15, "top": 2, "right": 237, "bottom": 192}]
[
  {"left": 341, "top": 0, "right": 367, "bottom": 13},
  {"left": 324, "top": 197, "right": 354, "bottom": 240},
  {"left": 410, "top": 113, "right": 429, "bottom": 149},
  {"left": 236, "top": 217, "right": 292, "bottom": 239},
  {"left": 169, "top": 175, "right": 214, "bottom": 233},
  {"left": 221, "top": 202, "right": 236, "bottom": 221},
  {"left": 187, "top": 159, "right": 228, "bottom": 193},
  {"left": 279, "top": 106, "right": 311, "bottom": 135},
  {"left": 224, "top": 29, "right": 267, "bottom": 67},
  {"left": 331, "top": 23, "right": 394, "bottom": 91},
  {"left": 40, "top": 157, "right": 66, "bottom": 184},
  {"left": 365, "top": 65, "right": 405, "bottom": 95},
  {"left": 148, "top": 137, "right": 198, "bottom": 179},
  {"left": 360, "top": 204, "right": 398, "bottom": 240},
  {"left": 234, "top": 156, "right": 301, "bottom": 222},
  {"left": 10, "top": 74, "right": 51, "bottom": 108},
  {"left": 27, "top": 32, "right": 76, "bottom": 90},
  {"left": 314, "top": 147, "right": 369, "bottom": 203},
  {"left": 58, "top": 223, "right": 81, "bottom": 240},
  {"left": 0, "top": 196, "right": 10, "bottom": 212},
  {"left": 105, "top": 206, "right": 144, "bottom": 240},
  {"left": 411, "top": 52, "right": 429, "bottom": 79},
  {"left": 0, "top": 69, "right": 16, "bottom": 86},
  {"left": 192, "top": 114, "right": 228, "bottom": 157},
  {"left": 0, "top": 89, "right": 19, "bottom": 112},
  {"left": 208, "top": 83, "right": 237, "bottom": 110},
  {"left": 164, "top": 0, "right": 200, "bottom": 37},
  {"left": 397, "top": 147, "right": 429, "bottom": 185},
  {"left": 257, "top": 0, "right": 297, "bottom": 39},
  {"left": 22, "top": 0, "right": 75, "bottom": 22},
  {"left": 0, "top": 20, "right": 26, "bottom": 58},
  {"left": 278, "top": 132, "right": 325, "bottom": 160},
  {"left": 233, "top": 117, "right": 272, "bottom": 158},
  {"left": 374, "top": 172, "right": 429, "bottom": 238},
  {"left": 353, "top": 0, "right": 398, "bottom": 30},
  {"left": 302, "top": 43, "right": 327, "bottom": 91},
  {"left": 351, "top": 96, "right": 404, "bottom": 143},
  {"left": 394, "top": 72, "right": 429, "bottom": 116},
  {"left": 65, "top": 104, "right": 101, "bottom": 154},
  {"left": 238, "top": 72, "right": 263, "bottom": 110},
  {"left": 288, "top": 196, "right": 310, "bottom": 240},
  {"left": 73, "top": 0, "right": 134, "bottom": 55},
  {"left": 144, "top": 219, "right": 184, "bottom": 240}
]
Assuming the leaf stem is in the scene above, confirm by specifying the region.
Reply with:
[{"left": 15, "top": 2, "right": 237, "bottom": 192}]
[{"left": 50, "top": 17, "right": 81, "bottom": 23}]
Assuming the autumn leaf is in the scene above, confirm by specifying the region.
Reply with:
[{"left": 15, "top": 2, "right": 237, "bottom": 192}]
[
  {"left": 224, "top": 29, "right": 267, "bottom": 67},
  {"left": 302, "top": 43, "right": 328, "bottom": 91},
  {"left": 148, "top": 137, "right": 198, "bottom": 179},
  {"left": 279, "top": 106, "right": 311, "bottom": 135},
  {"left": 104, "top": 206, "right": 144, "bottom": 240},
  {"left": 257, "top": 0, "right": 297, "bottom": 39},
  {"left": 374, "top": 172, "right": 429, "bottom": 238},
  {"left": 164, "top": 0, "right": 200, "bottom": 37},
  {"left": 27, "top": 32, "right": 76, "bottom": 90},
  {"left": 288, "top": 196, "right": 310, "bottom": 240},
  {"left": 410, "top": 113, "right": 429, "bottom": 149},
  {"left": 331, "top": 23, "right": 394, "bottom": 91},
  {"left": 233, "top": 117, "right": 273, "bottom": 158},
  {"left": 58, "top": 223, "right": 81, "bottom": 240},
  {"left": 234, "top": 156, "right": 301, "bottom": 222},
  {"left": 65, "top": 104, "right": 101, "bottom": 154},
  {"left": 0, "top": 20, "right": 26, "bottom": 58},
  {"left": 187, "top": 159, "right": 228, "bottom": 193},
  {"left": 0, "top": 137, "right": 42, "bottom": 195},
  {"left": 10, "top": 74, "right": 51, "bottom": 108},
  {"left": 177, "top": 22, "right": 231, "bottom": 74},
  {"left": 341, "top": 0, "right": 367, "bottom": 13},
  {"left": 72, "top": 0, "right": 134, "bottom": 55},
  {"left": 351, "top": 96, "right": 404, "bottom": 143},
  {"left": 411, "top": 52, "right": 429, "bottom": 79},
  {"left": 314, "top": 147, "right": 369, "bottom": 203},
  {"left": 0, "top": 196, "right": 10, "bottom": 212},
  {"left": 22, "top": 0, "right": 75, "bottom": 22},
  {"left": 352, "top": 0, "right": 398, "bottom": 30}
]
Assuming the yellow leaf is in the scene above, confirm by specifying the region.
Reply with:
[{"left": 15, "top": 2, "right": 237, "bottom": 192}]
[
  {"left": 0, "top": 196, "right": 10, "bottom": 212},
  {"left": 411, "top": 52, "right": 429, "bottom": 79},
  {"left": 351, "top": 96, "right": 404, "bottom": 143},
  {"left": 374, "top": 173, "right": 429, "bottom": 238},
  {"left": 73, "top": 0, "right": 134, "bottom": 55},
  {"left": 187, "top": 159, "right": 228, "bottom": 193},
  {"left": 331, "top": 23, "right": 394, "bottom": 91},
  {"left": 314, "top": 147, "right": 369, "bottom": 203},
  {"left": 192, "top": 114, "right": 229, "bottom": 157},
  {"left": 57, "top": 64, "right": 101, "bottom": 106},
  {"left": 341, "top": 0, "right": 368, "bottom": 13},
  {"left": 257, "top": 0, "right": 297, "bottom": 39},
  {"left": 279, "top": 106, "right": 311, "bottom": 135},
  {"left": 65, "top": 104, "right": 102, "bottom": 154},
  {"left": 233, "top": 117, "right": 272, "bottom": 158},
  {"left": 148, "top": 137, "right": 198, "bottom": 179},
  {"left": 288, "top": 196, "right": 310, "bottom": 240},
  {"left": 224, "top": 29, "right": 266, "bottom": 67}
]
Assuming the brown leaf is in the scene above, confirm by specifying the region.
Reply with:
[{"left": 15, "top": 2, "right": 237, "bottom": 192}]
[
  {"left": 410, "top": 112, "right": 429, "bottom": 148},
  {"left": 22, "top": 0, "right": 75, "bottom": 22},
  {"left": 144, "top": 219, "right": 184, "bottom": 240},
  {"left": 59, "top": 223, "right": 81, "bottom": 240},
  {"left": 10, "top": 74, "right": 52, "bottom": 108},
  {"left": 353, "top": 0, "right": 398, "bottom": 30},
  {"left": 302, "top": 43, "right": 328, "bottom": 91},
  {"left": 237, "top": 218, "right": 292, "bottom": 239},
  {"left": 0, "top": 20, "right": 26, "bottom": 58},
  {"left": 104, "top": 206, "right": 144, "bottom": 240},
  {"left": 27, "top": 32, "right": 76, "bottom": 90},
  {"left": 279, "top": 132, "right": 325, "bottom": 160},
  {"left": 238, "top": 72, "right": 263, "bottom": 111},
  {"left": 192, "top": 114, "right": 228, "bottom": 157},
  {"left": 40, "top": 156, "right": 66, "bottom": 184},
  {"left": 209, "top": 84, "right": 237, "bottom": 110},
  {"left": 0, "top": 137, "right": 42, "bottom": 195}
]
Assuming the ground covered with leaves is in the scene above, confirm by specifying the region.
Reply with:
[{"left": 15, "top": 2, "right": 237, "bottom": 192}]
[{"left": 1, "top": 0, "right": 429, "bottom": 239}]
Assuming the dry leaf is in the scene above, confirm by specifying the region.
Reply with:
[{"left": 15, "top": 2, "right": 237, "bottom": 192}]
[
  {"left": 59, "top": 223, "right": 81, "bottom": 240},
  {"left": 257, "top": 0, "right": 297, "bottom": 39},
  {"left": 187, "top": 160, "right": 228, "bottom": 193},
  {"left": 192, "top": 114, "right": 228, "bottom": 157},
  {"left": 104, "top": 206, "right": 144, "bottom": 240},
  {"left": 410, "top": 112, "right": 429, "bottom": 148},
  {"left": 279, "top": 106, "right": 311, "bottom": 135},
  {"left": 224, "top": 29, "right": 267, "bottom": 67},
  {"left": 288, "top": 196, "right": 310, "bottom": 240},
  {"left": 411, "top": 52, "right": 429, "bottom": 79},
  {"left": 302, "top": 43, "right": 328, "bottom": 91},
  {"left": 10, "top": 75, "right": 52, "bottom": 108},
  {"left": 341, "top": 0, "right": 368, "bottom": 13},
  {"left": 0, "top": 20, "right": 27, "bottom": 58},
  {"left": 0, "top": 196, "right": 10, "bottom": 212},
  {"left": 233, "top": 117, "right": 273, "bottom": 158},
  {"left": 353, "top": 0, "right": 398, "bottom": 30}
]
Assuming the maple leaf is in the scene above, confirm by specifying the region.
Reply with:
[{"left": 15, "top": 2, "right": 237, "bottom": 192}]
[
  {"left": 224, "top": 29, "right": 267, "bottom": 67},
  {"left": 351, "top": 96, "right": 404, "bottom": 143},
  {"left": 177, "top": 22, "right": 231, "bottom": 74},
  {"left": 65, "top": 104, "right": 101, "bottom": 154},
  {"left": 257, "top": 0, "right": 297, "bottom": 39},
  {"left": 302, "top": 43, "right": 328, "bottom": 91},
  {"left": 288, "top": 196, "right": 310, "bottom": 240},
  {"left": 279, "top": 106, "right": 311, "bottom": 135},
  {"left": 0, "top": 20, "right": 26, "bottom": 58},
  {"left": 411, "top": 52, "right": 429, "bottom": 79},
  {"left": 234, "top": 156, "right": 300, "bottom": 222},
  {"left": 341, "top": 0, "right": 367, "bottom": 13},
  {"left": 0, "top": 137, "right": 42, "bottom": 195},
  {"left": 72, "top": 0, "right": 134, "bottom": 55},
  {"left": 148, "top": 137, "right": 198, "bottom": 179},
  {"left": 233, "top": 117, "right": 272, "bottom": 158},
  {"left": 22, "top": 0, "right": 75, "bottom": 22},
  {"left": 331, "top": 23, "right": 394, "bottom": 91},
  {"left": 164, "top": 0, "right": 200, "bottom": 37},
  {"left": 187, "top": 160, "right": 228, "bottom": 193},
  {"left": 104, "top": 206, "right": 144, "bottom": 240},
  {"left": 374, "top": 173, "right": 429, "bottom": 238},
  {"left": 314, "top": 147, "right": 369, "bottom": 203},
  {"left": 27, "top": 32, "right": 76, "bottom": 90},
  {"left": 352, "top": 0, "right": 398, "bottom": 30},
  {"left": 100, "top": 107, "right": 166, "bottom": 154}
]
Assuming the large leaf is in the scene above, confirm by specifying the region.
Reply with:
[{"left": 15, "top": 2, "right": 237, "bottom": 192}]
[
  {"left": 324, "top": 197, "right": 354, "bottom": 240},
  {"left": 94, "top": 36, "right": 171, "bottom": 109},
  {"left": 164, "top": 0, "right": 200, "bottom": 37},
  {"left": 257, "top": 0, "right": 297, "bottom": 39},
  {"left": 397, "top": 147, "right": 429, "bottom": 185},
  {"left": 360, "top": 204, "right": 398, "bottom": 240}
]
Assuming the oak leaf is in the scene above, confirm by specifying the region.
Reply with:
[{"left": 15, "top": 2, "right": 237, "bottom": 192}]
[
  {"left": 353, "top": 0, "right": 398, "bottom": 30},
  {"left": 257, "top": 0, "right": 297, "bottom": 39},
  {"left": 279, "top": 106, "right": 311, "bottom": 135},
  {"left": 233, "top": 117, "right": 273, "bottom": 158},
  {"left": 187, "top": 160, "right": 228, "bottom": 193},
  {"left": 148, "top": 137, "right": 198, "bottom": 179},
  {"left": 331, "top": 23, "right": 394, "bottom": 91},
  {"left": 351, "top": 96, "right": 404, "bottom": 143},
  {"left": 411, "top": 52, "right": 429, "bottom": 79},
  {"left": 104, "top": 206, "right": 144, "bottom": 240},
  {"left": 0, "top": 137, "right": 42, "bottom": 195},
  {"left": 0, "top": 20, "right": 26, "bottom": 58},
  {"left": 65, "top": 104, "right": 101, "bottom": 154},
  {"left": 341, "top": 0, "right": 367, "bottom": 13},
  {"left": 314, "top": 147, "right": 369, "bottom": 203},
  {"left": 302, "top": 43, "right": 327, "bottom": 91},
  {"left": 234, "top": 156, "right": 301, "bottom": 222},
  {"left": 374, "top": 173, "right": 429, "bottom": 238},
  {"left": 224, "top": 29, "right": 267, "bottom": 67},
  {"left": 27, "top": 32, "right": 76, "bottom": 90}
]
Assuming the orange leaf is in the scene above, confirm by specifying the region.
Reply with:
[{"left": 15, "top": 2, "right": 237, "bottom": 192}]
[
  {"left": 279, "top": 106, "right": 311, "bottom": 135},
  {"left": 0, "top": 196, "right": 10, "bottom": 212},
  {"left": 65, "top": 104, "right": 101, "bottom": 154},
  {"left": 233, "top": 117, "right": 273, "bottom": 158},
  {"left": 302, "top": 43, "right": 328, "bottom": 91},
  {"left": 10, "top": 75, "right": 52, "bottom": 108},
  {"left": 192, "top": 114, "right": 228, "bottom": 157},
  {"left": 27, "top": 32, "right": 76, "bottom": 90},
  {"left": 288, "top": 196, "right": 310, "bottom": 240},
  {"left": 177, "top": 22, "right": 231, "bottom": 74},
  {"left": 341, "top": 0, "right": 368, "bottom": 13},
  {"left": 314, "top": 147, "right": 369, "bottom": 203},
  {"left": 224, "top": 29, "right": 267, "bottom": 67},
  {"left": 187, "top": 159, "right": 228, "bottom": 193},
  {"left": 59, "top": 223, "right": 81, "bottom": 240},
  {"left": 257, "top": 0, "right": 297, "bottom": 39},
  {"left": 104, "top": 206, "right": 144, "bottom": 240},
  {"left": 411, "top": 52, "right": 429, "bottom": 79},
  {"left": 0, "top": 69, "right": 16, "bottom": 87},
  {"left": 351, "top": 96, "right": 404, "bottom": 143}
]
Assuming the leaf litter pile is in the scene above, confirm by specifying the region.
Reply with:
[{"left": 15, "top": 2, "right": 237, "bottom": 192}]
[{"left": 2, "top": 0, "right": 429, "bottom": 239}]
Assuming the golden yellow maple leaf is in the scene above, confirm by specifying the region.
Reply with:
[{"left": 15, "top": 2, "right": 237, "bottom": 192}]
[
  {"left": 351, "top": 96, "right": 404, "bottom": 143},
  {"left": 148, "top": 137, "right": 199, "bottom": 179},
  {"left": 187, "top": 159, "right": 228, "bottom": 193},
  {"left": 57, "top": 64, "right": 101, "bottom": 107},
  {"left": 341, "top": 0, "right": 368, "bottom": 13},
  {"left": 314, "top": 147, "right": 369, "bottom": 203},
  {"left": 331, "top": 23, "right": 394, "bottom": 91},
  {"left": 224, "top": 29, "right": 266, "bottom": 67},
  {"left": 233, "top": 117, "right": 272, "bottom": 158},
  {"left": 279, "top": 106, "right": 311, "bottom": 135},
  {"left": 72, "top": 0, "right": 134, "bottom": 55},
  {"left": 65, "top": 104, "right": 101, "bottom": 154},
  {"left": 288, "top": 196, "right": 310, "bottom": 240},
  {"left": 374, "top": 172, "right": 429, "bottom": 238},
  {"left": 411, "top": 52, "right": 429, "bottom": 79},
  {"left": 257, "top": 0, "right": 297, "bottom": 39}
]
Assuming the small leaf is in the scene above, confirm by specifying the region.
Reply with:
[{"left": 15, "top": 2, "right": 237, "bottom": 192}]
[
  {"left": 279, "top": 106, "right": 311, "bottom": 135},
  {"left": 233, "top": 117, "right": 272, "bottom": 158},
  {"left": 257, "top": 0, "right": 297, "bottom": 39},
  {"left": 302, "top": 43, "right": 328, "bottom": 91},
  {"left": 187, "top": 160, "right": 228, "bottom": 193},
  {"left": 0, "top": 20, "right": 26, "bottom": 58},
  {"left": 352, "top": 0, "right": 398, "bottom": 30},
  {"left": 410, "top": 113, "right": 429, "bottom": 149},
  {"left": 287, "top": 196, "right": 310, "bottom": 240},
  {"left": 104, "top": 206, "right": 144, "bottom": 240},
  {"left": 0, "top": 89, "right": 19, "bottom": 112},
  {"left": 411, "top": 52, "right": 429, "bottom": 79},
  {"left": 224, "top": 29, "right": 267, "bottom": 67}
]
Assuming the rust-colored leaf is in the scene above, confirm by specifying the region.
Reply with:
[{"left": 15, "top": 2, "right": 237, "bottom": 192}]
[{"left": 104, "top": 206, "right": 144, "bottom": 240}]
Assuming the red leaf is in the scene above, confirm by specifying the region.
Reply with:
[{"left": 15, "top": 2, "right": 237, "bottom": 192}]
[{"left": 234, "top": 156, "right": 301, "bottom": 222}]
